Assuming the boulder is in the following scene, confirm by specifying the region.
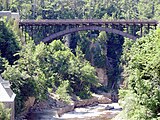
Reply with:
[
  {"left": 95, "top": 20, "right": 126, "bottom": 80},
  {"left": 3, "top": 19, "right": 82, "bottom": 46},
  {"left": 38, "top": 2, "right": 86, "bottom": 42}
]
[
  {"left": 92, "top": 94, "right": 112, "bottom": 104},
  {"left": 57, "top": 103, "right": 74, "bottom": 116},
  {"left": 97, "top": 96, "right": 112, "bottom": 104},
  {"left": 105, "top": 105, "right": 114, "bottom": 110},
  {"left": 75, "top": 97, "right": 98, "bottom": 107},
  {"left": 75, "top": 94, "right": 112, "bottom": 108}
]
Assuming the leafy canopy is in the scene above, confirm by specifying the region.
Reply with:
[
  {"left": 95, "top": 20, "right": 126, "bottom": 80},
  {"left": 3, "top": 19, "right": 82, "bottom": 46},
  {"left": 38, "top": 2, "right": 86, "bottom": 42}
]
[
  {"left": 2, "top": 40, "right": 99, "bottom": 112},
  {"left": 119, "top": 29, "right": 160, "bottom": 120}
]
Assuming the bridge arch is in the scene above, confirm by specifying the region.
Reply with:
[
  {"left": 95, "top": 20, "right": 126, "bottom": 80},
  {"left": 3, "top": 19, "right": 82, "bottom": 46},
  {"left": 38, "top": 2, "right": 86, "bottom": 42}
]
[{"left": 42, "top": 26, "right": 137, "bottom": 43}]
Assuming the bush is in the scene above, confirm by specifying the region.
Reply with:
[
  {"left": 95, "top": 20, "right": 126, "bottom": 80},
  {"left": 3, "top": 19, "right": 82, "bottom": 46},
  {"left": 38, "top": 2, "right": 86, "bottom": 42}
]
[
  {"left": 0, "top": 55, "right": 8, "bottom": 74},
  {"left": 0, "top": 103, "right": 11, "bottom": 120},
  {"left": 56, "top": 80, "right": 71, "bottom": 104}
]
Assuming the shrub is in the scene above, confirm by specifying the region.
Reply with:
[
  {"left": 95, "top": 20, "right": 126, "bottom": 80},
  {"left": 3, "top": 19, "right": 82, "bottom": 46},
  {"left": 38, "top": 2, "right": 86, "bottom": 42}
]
[
  {"left": 0, "top": 103, "right": 11, "bottom": 120},
  {"left": 56, "top": 80, "right": 71, "bottom": 104},
  {"left": 0, "top": 55, "right": 8, "bottom": 74}
]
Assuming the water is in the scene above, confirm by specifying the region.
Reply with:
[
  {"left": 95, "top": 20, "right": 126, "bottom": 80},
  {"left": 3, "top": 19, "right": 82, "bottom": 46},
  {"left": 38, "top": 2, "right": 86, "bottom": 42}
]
[
  {"left": 27, "top": 103, "right": 121, "bottom": 120},
  {"left": 60, "top": 103, "right": 121, "bottom": 120}
]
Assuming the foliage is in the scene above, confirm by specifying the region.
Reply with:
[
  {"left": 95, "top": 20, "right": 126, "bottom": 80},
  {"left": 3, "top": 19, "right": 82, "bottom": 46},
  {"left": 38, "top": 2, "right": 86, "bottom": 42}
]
[
  {"left": 56, "top": 80, "right": 71, "bottom": 104},
  {"left": 0, "top": 0, "right": 160, "bottom": 117},
  {"left": 0, "top": 55, "right": 8, "bottom": 74},
  {"left": 0, "top": 20, "right": 20, "bottom": 64},
  {"left": 1, "top": 0, "right": 159, "bottom": 20},
  {"left": 2, "top": 40, "right": 98, "bottom": 113},
  {"left": 1, "top": 0, "right": 159, "bottom": 89},
  {"left": 0, "top": 103, "right": 11, "bottom": 120},
  {"left": 92, "top": 31, "right": 108, "bottom": 68},
  {"left": 119, "top": 29, "right": 160, "bottom": 119}
]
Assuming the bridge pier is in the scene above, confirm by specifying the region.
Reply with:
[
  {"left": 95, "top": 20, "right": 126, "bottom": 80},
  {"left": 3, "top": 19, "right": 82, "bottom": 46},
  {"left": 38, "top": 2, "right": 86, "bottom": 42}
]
[
  {"left": 140, "top": 24, "right": 143, "bottom": 37},
  {"left": 147, "top": 24, "right": 150, "bottom": 33},
  {"left": 25, "top": 25, "right": 27, "bottom": 42},
  {"left": 154, "top": 24, "right": 157, "bottom": 29},
  {"left": 30, "top": 25, "right": 34, "bottom": 40}
]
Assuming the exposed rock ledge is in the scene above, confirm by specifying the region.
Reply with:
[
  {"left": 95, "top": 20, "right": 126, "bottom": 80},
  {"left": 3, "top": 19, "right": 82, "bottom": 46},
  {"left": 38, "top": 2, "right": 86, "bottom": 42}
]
[
  {"left": 75, "top": 94, "right": 112, "bottom": 107},
  {"left": 57, "top": 94, "right": 112, "bottom": 116},
  {"left": 16, "top": 94, "right": 112, "bottom": 119}
]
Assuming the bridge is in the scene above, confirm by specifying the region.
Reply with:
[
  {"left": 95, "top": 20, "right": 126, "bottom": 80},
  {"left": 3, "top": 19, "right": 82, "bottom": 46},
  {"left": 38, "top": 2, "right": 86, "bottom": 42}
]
[{"left": 19, "top": 19, "right": 158, "bottom": 43}]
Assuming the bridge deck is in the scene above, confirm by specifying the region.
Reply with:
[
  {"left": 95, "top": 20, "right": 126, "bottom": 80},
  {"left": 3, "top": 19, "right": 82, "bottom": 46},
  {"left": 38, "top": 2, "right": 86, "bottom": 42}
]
[{"left": 19, "top": 19, "right": 158, "bottom": 25}]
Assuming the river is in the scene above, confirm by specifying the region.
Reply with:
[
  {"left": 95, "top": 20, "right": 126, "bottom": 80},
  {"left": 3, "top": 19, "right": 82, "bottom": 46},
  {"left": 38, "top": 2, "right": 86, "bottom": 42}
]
[{"left": 27, "top": 103, "right": 121, "bottom": 120}]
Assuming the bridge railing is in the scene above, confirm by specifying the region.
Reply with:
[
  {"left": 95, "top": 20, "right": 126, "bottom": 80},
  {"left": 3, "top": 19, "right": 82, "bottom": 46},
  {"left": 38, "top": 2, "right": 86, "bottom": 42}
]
[{"left": 19, "top": 19, "right": 158, "bottom": 25}]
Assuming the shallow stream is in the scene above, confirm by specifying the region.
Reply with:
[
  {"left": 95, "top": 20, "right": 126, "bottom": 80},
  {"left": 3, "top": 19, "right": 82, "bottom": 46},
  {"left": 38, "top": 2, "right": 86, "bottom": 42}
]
[{"left": 27, "top": 103, "right": 121, "bottom": 120}]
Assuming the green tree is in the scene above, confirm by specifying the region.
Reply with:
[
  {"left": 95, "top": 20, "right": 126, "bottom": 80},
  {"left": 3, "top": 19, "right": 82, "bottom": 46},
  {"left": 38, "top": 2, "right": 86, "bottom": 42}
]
[
  {"left": 0, "top": 20, "right": 20, "bottom": 64},
  {"left": 119, "top": 29, "right": 160, "bottom": 120},
  {"left": 2, "top": 40, "right": 99, "bottom": 113}
]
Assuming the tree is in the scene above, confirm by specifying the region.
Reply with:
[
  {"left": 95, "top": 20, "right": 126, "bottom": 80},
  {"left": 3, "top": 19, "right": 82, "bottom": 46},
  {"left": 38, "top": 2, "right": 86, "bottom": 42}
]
[
  {"left": 119, "top": 29, "right": 160, "bottom": 120},
  {"left": 2, "top": 40, "right": 99, "bottom": 112},
  {"left": 0, "top": 20, "right": 20, "bottom": 64}
]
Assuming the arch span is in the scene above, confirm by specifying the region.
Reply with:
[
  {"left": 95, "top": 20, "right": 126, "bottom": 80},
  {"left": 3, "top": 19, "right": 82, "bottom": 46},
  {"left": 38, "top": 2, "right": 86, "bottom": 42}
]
[{"left": 42, "top": 26, "right": 137, "bottom": 43}]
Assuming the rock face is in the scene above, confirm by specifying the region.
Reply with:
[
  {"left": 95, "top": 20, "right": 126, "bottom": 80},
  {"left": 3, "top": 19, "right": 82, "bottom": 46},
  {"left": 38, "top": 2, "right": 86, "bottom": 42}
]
[
  {"left": 96, "top": 67, "right": 108, "bottom": 85},
  {"left": 22, "top": 92, "right": 114, "bottom": 120},
  {"left": 25, "top": 97, "right": 36, "bottom": 111},
  {"left": 97, "top": 95, "right": 112, "bottom": 104},
  {"left": 75, "top": 94, "right": 112, "bottom": 108},
  {"left": 89, "top": 41, "right": 108, "bottom": 86},
  {"left": 57, "top": 94, "right": 112, "bottom": 116}
]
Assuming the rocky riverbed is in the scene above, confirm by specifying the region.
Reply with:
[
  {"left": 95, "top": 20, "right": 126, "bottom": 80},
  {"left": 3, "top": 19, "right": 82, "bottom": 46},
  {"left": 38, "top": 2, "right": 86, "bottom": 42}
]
[
  {"left": 27, "top": 103, "right": 121, "bottom": 120},
  {"left": 17, "top": 93, "right": 121, "bottom": 120},
  {"left": 60, "top": 103, "right": 122, "bottom": 120}
]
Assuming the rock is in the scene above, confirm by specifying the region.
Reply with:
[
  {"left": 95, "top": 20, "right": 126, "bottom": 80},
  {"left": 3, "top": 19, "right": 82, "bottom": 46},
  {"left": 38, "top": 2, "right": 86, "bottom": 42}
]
[
  {"left": 114, "top": 108, "right": 122, "bottom": 111},
  {"left": 56, "top": 100, "right": 67, "bottom": 108},
  {"left": 23, "top": 93, "right": 113, "bottom": 120},
  {"left": 74, "top": 94, "right": 112, "bottom": 108},
  {"left": 96, "top": 67, "right": 108, "bottom": 85},
  {"left": 97, "top": 96, "right": 112, "bottom": 104},
  {"left": 25, "top": 97, "right": 35, "bottom": 111},
  {"left": 105, "top": 105, "right": 114, "bottom": 110},
  {"left": 101, "top": 92, "right": 112, "bottom": 99},
  {"left": 74, "top": 97, "right": 98, "bottom": 107},
  {"left": 92, "top": 94, "right": 112, "bottom": 104},
  {"left": 57, "top": 103, "right": 74, "bottom": 116},
  {"left": 60, "top": 103, "right": 121, "bottom": 120}
]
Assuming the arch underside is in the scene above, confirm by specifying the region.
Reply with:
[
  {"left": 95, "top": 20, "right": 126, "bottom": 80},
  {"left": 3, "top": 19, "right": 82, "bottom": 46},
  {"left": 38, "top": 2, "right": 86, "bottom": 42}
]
[{"left": 42, "top": 26, "right": 137, "bottom": 43}]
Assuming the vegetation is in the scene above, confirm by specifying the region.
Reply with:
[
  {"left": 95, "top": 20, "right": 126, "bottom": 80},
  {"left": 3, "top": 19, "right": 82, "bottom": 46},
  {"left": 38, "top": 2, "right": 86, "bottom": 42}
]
[
  {"left": 0, "top": 20, "right": 20, "bottom": 64},
  {"left": 119, "top": 29, "right": 160, "bottom": 120},
  {"left": 1, "top": 0, "right": 160, "bottom": 88},
  {"left": 0, "top": 103, "right": 11, "bottom": 120},
  {"left": 0, "top": 0, "right": 159, "bottom": 119},
  {"left": 2, "top": 40, "right": 98, "bottom": 113},
  {"left": 56, "top": 80, "right": 71, "bottom": 104},
  {"left": 0, "top": 55, "right": 7, "bottom": 74}
]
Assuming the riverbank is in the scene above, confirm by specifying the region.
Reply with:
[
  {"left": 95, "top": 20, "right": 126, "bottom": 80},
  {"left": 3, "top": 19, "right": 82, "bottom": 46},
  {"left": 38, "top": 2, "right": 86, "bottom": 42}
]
[
  {"left": 60, "top": 103, "right": 122, "bottom": 120},
  {"left": 22, "top": 93, "right": 121, "bottom": 120},
  {"left": 26, "top": 103, "right": 121, "bottom": 120}
]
